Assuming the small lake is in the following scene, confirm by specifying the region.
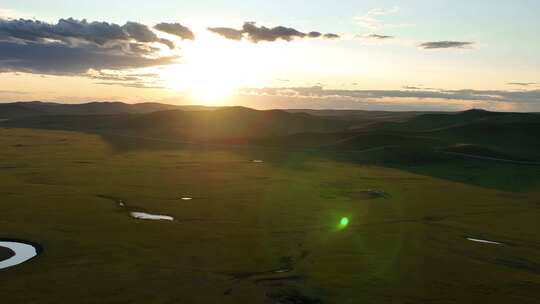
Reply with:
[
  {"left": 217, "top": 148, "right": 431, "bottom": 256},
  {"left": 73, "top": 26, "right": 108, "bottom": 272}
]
[
  {"left": 0, "top": 240, "right": 41, "bottom": 270},
  {"left": 467, "top": 237, "right": 503, "bottom": 245},
  {"left": 130, "top": 212, "right": 174, "bottom": 221}
]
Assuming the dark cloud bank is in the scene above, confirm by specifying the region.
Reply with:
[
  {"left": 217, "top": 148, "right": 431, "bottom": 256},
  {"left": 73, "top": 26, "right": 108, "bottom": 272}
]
[
  {"left": 0, "top": 18, "right": 175, "bottom": 48},
  {"left": 0, "top": 41, "right": 175, "bottom": 74},
  {"left": 208, "top": 22, "right": 340, "bottom": 43},
  {"left": 0, "top": 18, "right": 188, "bottom": 75}
]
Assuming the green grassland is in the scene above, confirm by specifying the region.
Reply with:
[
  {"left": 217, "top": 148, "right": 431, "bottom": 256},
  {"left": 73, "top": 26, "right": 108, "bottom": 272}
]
[{"left": 1, "top": 128, "right": 539, "bottom": 303}]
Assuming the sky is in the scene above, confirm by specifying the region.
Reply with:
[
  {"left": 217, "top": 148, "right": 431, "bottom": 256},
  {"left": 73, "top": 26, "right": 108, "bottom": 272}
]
[{"left": 0, "top": 0, "right": 539, "bottom": 111}]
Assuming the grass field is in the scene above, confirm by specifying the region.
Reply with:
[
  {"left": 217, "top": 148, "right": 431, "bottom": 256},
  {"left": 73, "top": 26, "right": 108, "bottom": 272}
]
[{"left": 0, "top": 127, "right": 539, "bottom": 303}]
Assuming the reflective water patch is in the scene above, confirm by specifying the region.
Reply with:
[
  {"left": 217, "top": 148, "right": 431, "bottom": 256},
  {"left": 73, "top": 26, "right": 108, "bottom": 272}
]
[
  {"left": 130, "top": 212, "right": 174, "bottom": 221},
  {"left": 0, "top": 240, "right": 41, "bottom": 270},
  {"left": 467, "top": 238, "right": 503, "bottom": 245}
]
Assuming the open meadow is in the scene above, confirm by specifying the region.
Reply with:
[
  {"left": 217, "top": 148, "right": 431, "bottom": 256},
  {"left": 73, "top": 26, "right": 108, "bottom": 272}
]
[{"left": 1, "top": 127, "right": 538, "bottom": 303}]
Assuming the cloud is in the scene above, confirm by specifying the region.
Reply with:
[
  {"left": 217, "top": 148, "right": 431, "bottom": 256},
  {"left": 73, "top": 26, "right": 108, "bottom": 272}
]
[
  {"left": 364, "top": 34, "right": 394, "bottom": 40},
  {"left": 419, "top": 41, "right": 474, "bottom": 49},
  {"left": 0, "top": 18, "right": 174, "bottom": 48},
  {"left": 403, "top": 85, "right": 440, "bottom": 90},
  {"left": 208, "top": 22, "right": 339, "bottom": 43},
  {"left": 355, "top": 7, "right": 400, "bottom": 31},
  {"left": 96, "top": 81, "right": 164, "bottom": 89},
  {"left": 242, "top": 22, "right": 306, "bottom": 42},
  {"left": 154, "top": 22, "right": 195, "bottom": 40},
  {"left": 0, "top": 17, "right": 180, "bottom": 77},
  {"left": 403, "top": 86, "right": 425, "bottom": 90},
  {"left": 122, "top": 21, "right": 174, "bottom": 49},
  {"left": 87, "top": 69, "right": 159, "bottom": 81},
  {"left": 0, "top": 89, "right": 28, "bottom": 95},
  {"left": 207, "top": 27, "right": 244, "bottom": 40},
  {"left": 233, "top": 94, "right": 483, "bottom": 112},
  {"left": 239, "top": 86, "right": 540, "bottom": 104},
  {"left": 323, "top": 33, "right": 340, "bottom": 39},
  {"left": 507, "top": 82, "right": 537, "bottom": 87},
  {"left": 0, "top": 41, "right": 176, "bottom": 75}
]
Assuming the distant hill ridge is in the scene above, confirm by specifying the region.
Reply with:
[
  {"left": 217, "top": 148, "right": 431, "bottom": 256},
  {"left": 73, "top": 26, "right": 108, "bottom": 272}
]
[
  {"left": 0, "top": 101, "right": 214, "bottom": 118},
  {"left": 1, "top": 103, "right": 351, "bottom": 140},
  {"left": 1, "top": 102, "right": 539, "bottom": 159},
  {"left": 2, "top": 101, "right": 536, "bottom": 119}
]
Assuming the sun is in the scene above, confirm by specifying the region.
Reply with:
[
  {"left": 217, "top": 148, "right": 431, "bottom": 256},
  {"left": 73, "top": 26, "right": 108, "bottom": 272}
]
[
  {"left": 159, "top": 31, "right": 273, "bottom": 105},
  {"left": 183, "top": 60, "right": 239, "bottom": 104},
  {"left": 160, "top": 61, "right": 237, "bottom": 105},
  {"left": 189, "top": 79, "right": 234, "bottom": 104}
]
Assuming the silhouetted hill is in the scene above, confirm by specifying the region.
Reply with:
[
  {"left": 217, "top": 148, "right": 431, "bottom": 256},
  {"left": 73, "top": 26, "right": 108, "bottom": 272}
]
[
  {"left": 286, "top": 109, "right": 432, "bottom": 129},
  {"left": 117, "top": 107, "right": 351, "bottom": 140},
  {"left": 2, "top": 104, "right": 539, "bottom": 159},
  {"left": 0, "top": 101, "right": 213, "bottom": 118},
  {"left": 2, "top": 106, "right": 351, "bottom": 141},
  {"left": 0, "top": 103, "right": 46, "bottom": 118},
  {"left": 360, "top": 109, "right": 540, "bottom": 159},
  {"left": 375, "top": 109, "right": 539, "bottom": 131}
]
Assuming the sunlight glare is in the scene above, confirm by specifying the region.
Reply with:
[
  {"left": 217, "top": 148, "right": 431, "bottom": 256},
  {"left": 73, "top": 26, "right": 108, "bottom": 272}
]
[{"left": 159, "top": 31, "right": 274, "bottom": 105}]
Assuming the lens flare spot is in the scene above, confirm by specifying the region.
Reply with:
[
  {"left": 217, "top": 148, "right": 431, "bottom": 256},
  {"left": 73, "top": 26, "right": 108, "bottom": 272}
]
[{"left": 339, "top": 217, "right": 349, "bottom": 228}]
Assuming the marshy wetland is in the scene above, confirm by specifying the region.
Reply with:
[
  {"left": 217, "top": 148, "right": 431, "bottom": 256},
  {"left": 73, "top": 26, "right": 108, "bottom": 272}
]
[{"left": 0, "top": 128, "right": 539, "bottom": 303}]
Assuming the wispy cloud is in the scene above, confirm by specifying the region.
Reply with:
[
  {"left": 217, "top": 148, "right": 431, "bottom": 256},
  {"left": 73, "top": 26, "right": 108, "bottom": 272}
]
[
  {"left": 355, "top": 7, "right": 405, "bottom": 31},
  {"left": 96, "top": 81, "right": 165, "bottom": 89},
  {"left": 362, "top": 34, "right": 395, "bottom": 40},
  {"left": 323, "top": 33, "right": 340, "bottom": 39},
  {"left": 402, "top": 85, "right": 440, "bottom": 91},
  {"left": 86, "top": 69, "right": 165, "bottom": 89},
  {"left": 208, "top": 22, "right": 339, "bottom": 43},
  {"left": 240, "top": 86, "right": 540, "bottom": 104},
  {"left": 355, "top": 7, "right": 399, "bottom": 30},
  {"left": 507, "top": 82, "right": 538, "bottom": 87},
  {"left": 418, "top": 41, "right": 474, "bottom": 49},
  {"left": 0, "top": 89, "right": 29, "bottom": 95},
  {"left": 87, "top": 69, "right": 158, "bottom": 81}
]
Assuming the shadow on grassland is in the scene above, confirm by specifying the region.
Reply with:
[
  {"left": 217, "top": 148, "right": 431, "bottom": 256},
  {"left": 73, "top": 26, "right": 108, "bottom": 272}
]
[{"left": 97, "top": 132, "right": 540, "bottom": 193}]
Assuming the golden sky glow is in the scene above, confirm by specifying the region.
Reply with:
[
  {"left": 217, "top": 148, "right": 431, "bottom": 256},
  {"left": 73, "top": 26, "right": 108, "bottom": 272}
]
[{"left": 1, "top": 1, "right": 539, "bottom": 111}]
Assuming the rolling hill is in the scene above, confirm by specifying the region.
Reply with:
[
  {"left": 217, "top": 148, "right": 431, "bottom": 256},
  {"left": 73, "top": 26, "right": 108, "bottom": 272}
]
[
  {"left": 2, "top": 103, "right": 539, "bottom": 160},
  {"left": 1, "top": 106, "right": 351, "bottom": 141},
  {"left": 0, "top": 101, "right": 213, "bottom": 118}
]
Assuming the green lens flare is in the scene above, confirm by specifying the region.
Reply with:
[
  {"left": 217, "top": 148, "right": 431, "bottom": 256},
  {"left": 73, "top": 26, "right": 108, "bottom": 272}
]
[{"left": 340, "top": 217, "right": 349, "bottom": 227}]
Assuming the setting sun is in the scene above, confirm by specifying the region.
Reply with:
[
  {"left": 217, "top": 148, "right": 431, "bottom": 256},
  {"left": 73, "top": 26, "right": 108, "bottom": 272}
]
[{"left": 159, "top": 30, "right": 281, "bottom": 105}]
